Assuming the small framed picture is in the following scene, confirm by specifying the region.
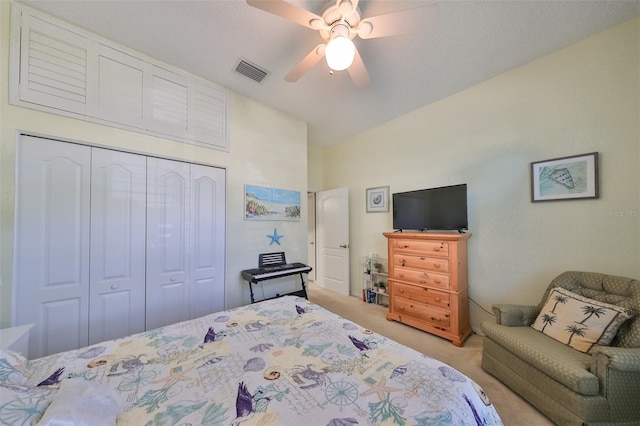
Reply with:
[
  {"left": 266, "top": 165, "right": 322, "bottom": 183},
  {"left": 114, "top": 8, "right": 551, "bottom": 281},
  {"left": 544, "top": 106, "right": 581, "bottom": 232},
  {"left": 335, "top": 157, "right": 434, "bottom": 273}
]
[
  {"left": 366, "top": 186, "right": 390, "bottom": 212},
  {"left": 531, "top": 152, "right": 598, "bottom": 202}
]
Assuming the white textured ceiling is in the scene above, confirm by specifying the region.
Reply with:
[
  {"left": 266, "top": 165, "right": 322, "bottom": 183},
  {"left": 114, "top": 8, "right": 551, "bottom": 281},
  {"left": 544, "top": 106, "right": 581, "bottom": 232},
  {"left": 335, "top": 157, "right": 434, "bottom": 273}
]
[{"left": 19, "top": 0, "right": 640, "bottom": 147}]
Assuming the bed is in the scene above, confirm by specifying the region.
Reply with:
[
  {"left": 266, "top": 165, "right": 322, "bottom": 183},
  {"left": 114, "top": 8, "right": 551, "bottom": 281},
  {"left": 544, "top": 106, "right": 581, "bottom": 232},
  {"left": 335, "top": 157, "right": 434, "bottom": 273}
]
[{"left": 1, "top": 296, "right": 503, "bottom": 425}]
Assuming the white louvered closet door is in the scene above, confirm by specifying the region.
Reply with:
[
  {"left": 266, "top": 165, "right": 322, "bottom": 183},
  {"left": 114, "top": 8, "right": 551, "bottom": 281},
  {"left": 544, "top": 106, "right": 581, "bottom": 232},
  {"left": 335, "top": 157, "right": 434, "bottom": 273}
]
[
  {"left": 15, "top": 136, "right": 91, "bottom": 359},
  {"left": 95, "top": 45, "right": 145, "bottom": 127},
  {"left": 148, "top": 66, "right": 188, "bottom": 136},
  {"left": 89, "top": 148, "right": 147, "bottom": 344},
  {"left": 19, "top": 13, "right": 90, "bottom": 115}
]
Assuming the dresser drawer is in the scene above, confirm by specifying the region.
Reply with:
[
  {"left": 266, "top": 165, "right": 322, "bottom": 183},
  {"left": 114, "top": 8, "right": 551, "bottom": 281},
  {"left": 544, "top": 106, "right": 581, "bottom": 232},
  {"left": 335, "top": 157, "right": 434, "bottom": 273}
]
[
  {"left": 391, "top": 239, "right": 448, "bottom": 257},
  {"left": 393, "top": 297, "right": 450, "bottom": 329},
  {"left": 392, "top": 282, "right": 449, "bottom": 310},
  {"left": 393, "top": 267, "right": 450, "bottom": 290},
  {"left": 392, "top": 282, "right": 449, "bottom": 309},
  {"left": 393, "top": 254, "right": 449, "bottom": 274}
]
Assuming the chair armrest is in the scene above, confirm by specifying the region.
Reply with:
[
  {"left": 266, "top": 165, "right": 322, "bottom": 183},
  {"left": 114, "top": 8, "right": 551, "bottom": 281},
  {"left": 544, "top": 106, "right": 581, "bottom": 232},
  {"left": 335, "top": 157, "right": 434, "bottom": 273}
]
[
  {"left": 590, "top": 346, "right": 640, "bottom": 420},
  {"left": 591, "top": 346, "right": 640, "bottom": 373},
  {"left": 492, "top": 304, "right": 539, "bottom": 326}
]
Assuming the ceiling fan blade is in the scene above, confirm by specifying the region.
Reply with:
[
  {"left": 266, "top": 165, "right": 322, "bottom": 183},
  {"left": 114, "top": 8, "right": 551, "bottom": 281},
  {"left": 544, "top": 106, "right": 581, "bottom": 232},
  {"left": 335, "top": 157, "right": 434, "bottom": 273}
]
[
  {"left": 347, "top": 46, "right": 370, "bottom": 89},
  {"left": 285, "top": 44, "right": 327, "bottom": 82},
  {"left": 358, "top": 3, "right": 438, "bottom": 39},
  {"left": 246, "top": 0, "right": 322, "bottom": 30}
]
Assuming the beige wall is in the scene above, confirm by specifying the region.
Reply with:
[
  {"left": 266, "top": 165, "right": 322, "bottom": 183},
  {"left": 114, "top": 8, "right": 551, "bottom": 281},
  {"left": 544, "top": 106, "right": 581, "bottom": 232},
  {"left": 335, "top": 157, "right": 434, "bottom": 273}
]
[
  {"left": 0, "top": 1, "right": 308, "bottom": 327},
  {"left": 307, "top": 143, "right": 324, "bottom": 192},
  {"left": 321, "top": 17, "right": 640, "bottom": 331}
]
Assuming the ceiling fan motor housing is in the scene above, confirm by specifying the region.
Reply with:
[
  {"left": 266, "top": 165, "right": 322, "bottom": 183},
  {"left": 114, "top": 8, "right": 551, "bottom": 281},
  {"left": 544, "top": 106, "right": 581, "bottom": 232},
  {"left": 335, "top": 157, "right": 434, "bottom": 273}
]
[{"left": 319, "top": 3, "right": 361, "bottom": 41}]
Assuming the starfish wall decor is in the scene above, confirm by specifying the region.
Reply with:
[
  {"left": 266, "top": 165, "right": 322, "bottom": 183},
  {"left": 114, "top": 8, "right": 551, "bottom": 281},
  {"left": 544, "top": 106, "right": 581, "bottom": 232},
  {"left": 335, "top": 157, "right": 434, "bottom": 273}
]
[{"left": 267, "top": 228, "right": 284, "bottom": 245}]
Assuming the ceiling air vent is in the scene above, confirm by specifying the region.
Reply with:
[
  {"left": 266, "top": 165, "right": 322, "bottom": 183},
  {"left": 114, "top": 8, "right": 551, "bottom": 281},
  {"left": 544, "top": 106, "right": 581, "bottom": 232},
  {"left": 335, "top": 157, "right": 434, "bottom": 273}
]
[{"left": 235, "top": 59, "right": 269, "bottom": 83}]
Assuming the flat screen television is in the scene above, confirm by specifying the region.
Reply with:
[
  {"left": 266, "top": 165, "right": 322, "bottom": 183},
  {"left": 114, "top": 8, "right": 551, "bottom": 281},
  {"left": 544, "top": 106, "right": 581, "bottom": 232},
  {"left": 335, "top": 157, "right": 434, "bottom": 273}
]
[{"left": 392, "top": 184, "right": 468, "bottom": 231}]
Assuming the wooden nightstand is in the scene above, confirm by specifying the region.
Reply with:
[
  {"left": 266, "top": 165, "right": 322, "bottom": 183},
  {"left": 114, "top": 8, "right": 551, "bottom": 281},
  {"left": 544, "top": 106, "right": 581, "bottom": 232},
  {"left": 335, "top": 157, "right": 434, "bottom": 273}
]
[{"left": 0, "top": 324, "right": 34, "bottom": 356}]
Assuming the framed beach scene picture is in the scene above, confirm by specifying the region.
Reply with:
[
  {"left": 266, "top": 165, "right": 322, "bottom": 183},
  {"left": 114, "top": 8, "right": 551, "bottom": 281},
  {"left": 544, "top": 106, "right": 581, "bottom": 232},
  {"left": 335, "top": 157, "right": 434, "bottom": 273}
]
[{"left": 245, "top": 184, "right": 301, "bottom": 220}]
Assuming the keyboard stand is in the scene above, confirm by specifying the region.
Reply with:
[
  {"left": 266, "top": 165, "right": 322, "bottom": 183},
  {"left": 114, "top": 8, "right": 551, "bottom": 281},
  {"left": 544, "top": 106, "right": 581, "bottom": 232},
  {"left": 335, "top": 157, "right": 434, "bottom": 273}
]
[{"left": 241, "top": 252, "right": 311, "bottom": 303}]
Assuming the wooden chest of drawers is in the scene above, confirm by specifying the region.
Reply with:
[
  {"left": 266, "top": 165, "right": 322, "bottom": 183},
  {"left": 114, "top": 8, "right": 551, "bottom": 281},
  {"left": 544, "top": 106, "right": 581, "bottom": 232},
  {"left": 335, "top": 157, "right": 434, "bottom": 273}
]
[{"left": 384, "top": 232, "right": 472, "bottom": 346}]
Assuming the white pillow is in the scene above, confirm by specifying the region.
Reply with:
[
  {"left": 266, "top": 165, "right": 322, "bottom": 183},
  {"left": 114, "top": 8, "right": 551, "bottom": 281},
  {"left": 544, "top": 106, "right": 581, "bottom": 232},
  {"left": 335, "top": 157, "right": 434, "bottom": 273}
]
[
  {"left": 532, "top": 286, "right": 635, "bottom": 353},
  {"left": 36, "top": 379, "right": 123, "bottom": 426}
]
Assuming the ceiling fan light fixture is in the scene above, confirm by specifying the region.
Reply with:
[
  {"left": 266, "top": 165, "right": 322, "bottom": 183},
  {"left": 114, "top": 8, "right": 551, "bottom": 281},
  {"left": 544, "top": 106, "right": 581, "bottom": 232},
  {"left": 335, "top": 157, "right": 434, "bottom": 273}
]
[{"left": 325, "top": 35, "right": 355, "bottom": 71}]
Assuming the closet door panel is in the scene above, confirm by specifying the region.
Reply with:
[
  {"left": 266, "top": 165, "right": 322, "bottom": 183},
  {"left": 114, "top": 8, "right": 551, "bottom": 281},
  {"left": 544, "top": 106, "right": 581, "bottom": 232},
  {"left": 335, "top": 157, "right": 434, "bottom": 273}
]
[
  {"left": 89, "top": 148, "right": 147, "bottom": 344},
  {"left": 40, "top": 299, "right": 84, "bottom": 357},
  {"left": 148, "top": 66, "right": 188, "bottom": 137},
  {"left": 96, "top": 45, "right": 144, "bottom": 127},
  {"left": 190, "top": 164, "right": 225, "bottom": 318},
  {"left": 146, "top": 157, "right": 190, "bottom": 330},
  {"left": 18, "top": 14, "right": 89, "bottom": 115},
  {"left": 15, "top": 136, "right": 91, "bottom": 358}
]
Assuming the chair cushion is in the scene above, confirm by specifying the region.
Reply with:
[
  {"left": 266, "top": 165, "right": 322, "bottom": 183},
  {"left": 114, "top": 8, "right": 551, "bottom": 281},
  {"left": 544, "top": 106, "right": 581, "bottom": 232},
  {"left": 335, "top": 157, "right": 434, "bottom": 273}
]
[
  {"left": 481, "top": 321, "right": 599, "bottom": 395},
  {"left": 531, "top": 286, "right": 635, "bottom": 353}
]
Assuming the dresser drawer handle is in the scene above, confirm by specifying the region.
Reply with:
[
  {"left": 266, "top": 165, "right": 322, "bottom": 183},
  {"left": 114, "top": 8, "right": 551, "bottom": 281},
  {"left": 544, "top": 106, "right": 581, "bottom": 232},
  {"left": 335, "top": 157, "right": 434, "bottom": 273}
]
[
  {"left": 433, "top": 247, "right": 440, "bottom": 252},
  {"left": 434, "top": 279, "right": 441, "bottom": 284},
  {"left": 434, "top": 263, "right": 441, "bottom": 269},
  {"left": 435, "top": 297, "right": 441, "bottom": 302},
  {"left": 398, "top": 273, "right": 405, "bottom": 278},
  {"left": 431, "top": 317, "right": 441, "bottom": 322},
  {"left": 399, "top": 288, "right": 405, "bottom": 294}
]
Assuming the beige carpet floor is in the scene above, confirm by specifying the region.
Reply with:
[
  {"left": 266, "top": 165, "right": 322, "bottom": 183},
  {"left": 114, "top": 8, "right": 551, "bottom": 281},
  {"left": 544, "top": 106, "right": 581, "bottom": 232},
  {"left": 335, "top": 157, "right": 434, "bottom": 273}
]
[{"left": 307, "top": 282, "right": 554, "bottom": 426}]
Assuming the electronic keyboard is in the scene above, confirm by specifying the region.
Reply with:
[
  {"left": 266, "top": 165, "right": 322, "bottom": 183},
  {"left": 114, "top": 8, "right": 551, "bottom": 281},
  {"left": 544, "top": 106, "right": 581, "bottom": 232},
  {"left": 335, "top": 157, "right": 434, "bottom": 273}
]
[
  {"left": 240, "top": 252, "right": 312, "bottom": 303},
  {"left": 242, "top": 262, "right": 312, "bottom": 281}
]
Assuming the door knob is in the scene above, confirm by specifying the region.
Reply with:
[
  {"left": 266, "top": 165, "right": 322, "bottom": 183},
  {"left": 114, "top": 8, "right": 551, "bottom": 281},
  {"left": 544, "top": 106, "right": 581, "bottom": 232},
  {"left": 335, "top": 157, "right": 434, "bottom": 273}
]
[
  {"left": 110, "top": 284, "right": 118, "bottom": 290},
  {"left": 339, "top": 244, "right": 349, "bottom": 248}
]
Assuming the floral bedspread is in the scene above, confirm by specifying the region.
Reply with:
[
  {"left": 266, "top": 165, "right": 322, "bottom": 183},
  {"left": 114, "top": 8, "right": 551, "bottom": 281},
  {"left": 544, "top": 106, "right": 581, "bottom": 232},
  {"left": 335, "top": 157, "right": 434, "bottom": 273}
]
[{"left": 22, "top": 296, "right": 502, "bottom": 425}]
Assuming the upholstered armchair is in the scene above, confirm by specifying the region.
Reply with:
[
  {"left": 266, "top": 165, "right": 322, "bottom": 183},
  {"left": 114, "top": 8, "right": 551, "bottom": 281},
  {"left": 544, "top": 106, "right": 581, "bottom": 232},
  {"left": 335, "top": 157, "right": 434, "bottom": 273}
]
[{"left": 481, "top": 271, "right": 640, "bottom": 425}]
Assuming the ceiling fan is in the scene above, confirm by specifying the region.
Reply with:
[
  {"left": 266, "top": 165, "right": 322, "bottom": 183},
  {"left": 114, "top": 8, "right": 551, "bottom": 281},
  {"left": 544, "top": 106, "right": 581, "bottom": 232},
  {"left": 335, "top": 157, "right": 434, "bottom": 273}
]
[{"left": 246, "top": 0, "right": 438, "bottom": 88}]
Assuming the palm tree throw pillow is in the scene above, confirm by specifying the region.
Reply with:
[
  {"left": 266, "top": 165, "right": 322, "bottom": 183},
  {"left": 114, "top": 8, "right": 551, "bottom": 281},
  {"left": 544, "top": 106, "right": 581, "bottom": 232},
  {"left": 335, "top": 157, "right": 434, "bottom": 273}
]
[{"left": 531, "top": 286, "right": 635, "bottom": 353}]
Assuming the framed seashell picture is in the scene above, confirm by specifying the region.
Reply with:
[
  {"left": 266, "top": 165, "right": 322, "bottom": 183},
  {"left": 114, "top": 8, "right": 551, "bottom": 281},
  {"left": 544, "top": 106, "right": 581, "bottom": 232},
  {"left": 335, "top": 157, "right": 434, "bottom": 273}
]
[
  {"left": 366, "top": 186, "right": 390, "bottom": 212},
  {"left": 531, "top": 152, "right": 599, "bottom": 202}
]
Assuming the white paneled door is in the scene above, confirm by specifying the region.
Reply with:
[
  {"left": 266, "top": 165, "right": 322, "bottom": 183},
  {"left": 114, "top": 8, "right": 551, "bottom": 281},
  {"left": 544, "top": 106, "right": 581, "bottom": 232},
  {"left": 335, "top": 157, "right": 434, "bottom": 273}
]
[
  {"left": 145, "top": 159, "right": 226, "bottom": 330},
  {"left": 15, "top": 136, "right": 92, "bottom": 358},
  {"left": 89, "top": 148, "right": 147, "bottom": 344},
  {"left": 146, "top": 158, "right": 190, "bottom": 330},
  {"left": 189, "top": 164, "right": 226, "bottom": 319},
  {"left": 316, "top": 187, "right": 350, "bottom": 296},
  {"left": 14, "top": 135, "right": 226, "bottom": 358}
]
